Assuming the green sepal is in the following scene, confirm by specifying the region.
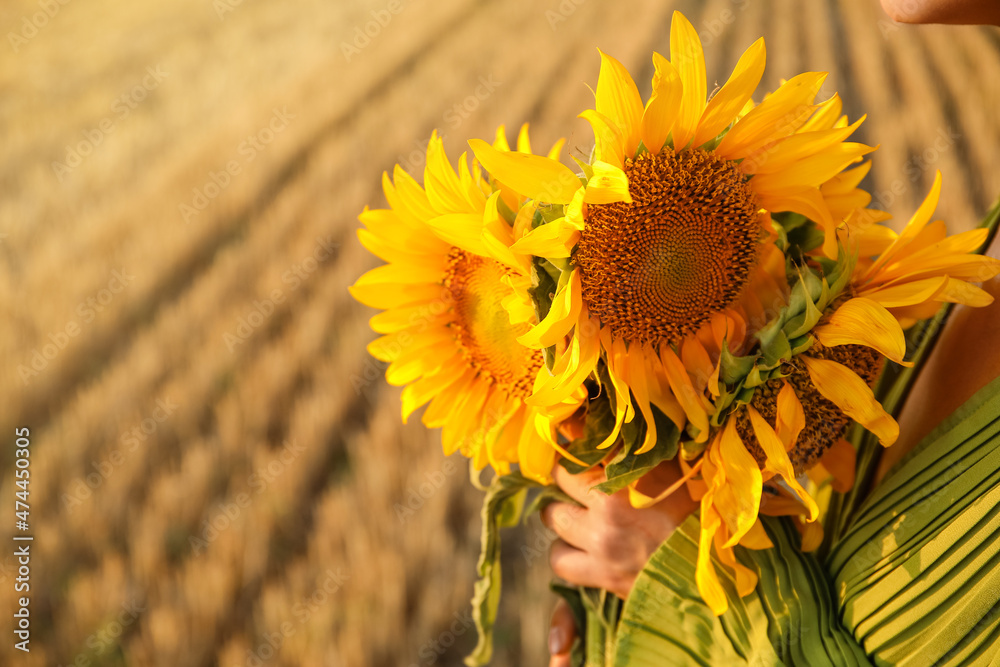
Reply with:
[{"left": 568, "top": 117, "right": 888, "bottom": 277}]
[
  {"left": 760, "top": 328, "right": 792, "bottom": 368},
  {"left": 719, "top": 340, "right": 756, "bottom": 385},
  {"left": 785, "top": 217, "right": 825, "bottom": 254},
  {"left": 532, "top": 203, "right": 568, "bottom": 228},
  {"left": 572, "top": 155, "right": 595, "bottom": 181},
  {"left": 754, "top": 314, "right": 787, "bottom": 351},
  {"left": 466, "top": 472, "right": 541, "bottom": 667},
  {"left": 743, "top": 365, "right": 768, "bottom": 389},
  {"left": 593, "top": 405, "right": 680, "bottom": 495},
  {"left": 734, "top": 384, "right": 756, "bottom": 406},
  {"left": 790, "top": 334, "right": 815, "bottom": 356},
  {"left": 773, "top": 211, "right": 810, "bottom": 233},
  {"left": 681, "top": 437, "right": 710, "bottom": 460},
  {"left": 784, "top": 270, "right": 825, "bottom": 339},
  {"left": 825, "top": 244, "right": 858, "bottom": 306},
  {"left": 496, "top": 194, "right": 518, "bottom": 224}
]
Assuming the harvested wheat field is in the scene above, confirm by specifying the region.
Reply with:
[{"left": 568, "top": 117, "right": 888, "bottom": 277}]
[{"left": 1, "top": 0, "right": 998, "bottom": 665}]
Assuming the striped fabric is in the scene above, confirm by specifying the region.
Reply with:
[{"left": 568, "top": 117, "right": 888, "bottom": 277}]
[{"left": 614, "top": 375, "right": 1000, "bottom": 666}]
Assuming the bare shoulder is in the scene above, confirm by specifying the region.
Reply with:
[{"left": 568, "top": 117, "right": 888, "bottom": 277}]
[{"left": 874, "top": 230, "right": 1000, "bottom": 484}]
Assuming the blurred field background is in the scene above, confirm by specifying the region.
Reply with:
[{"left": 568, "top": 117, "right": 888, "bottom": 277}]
[{"left": 1, "top": 0, "right": 999, "bottom": 665}]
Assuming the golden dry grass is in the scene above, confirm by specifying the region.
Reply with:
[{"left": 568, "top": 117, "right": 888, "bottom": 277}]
[{"left": 1, "top": 0, "right": 998, "bottom": 665}]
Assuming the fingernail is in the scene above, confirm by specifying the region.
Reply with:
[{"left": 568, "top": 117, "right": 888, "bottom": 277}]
[{"left": 548, "top": 626, "right": 566, "bottom": 654}]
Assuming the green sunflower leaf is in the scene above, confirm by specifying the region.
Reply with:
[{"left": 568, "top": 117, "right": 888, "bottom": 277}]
[
  {"left": 466, "top": 471, "right": 540, "bottom": 667},
  {"left": 594, "top": 405, "right": 679, "bottom": 495},
  {"left": 559, "top": 396, "right": 619, "bottom": 474}
]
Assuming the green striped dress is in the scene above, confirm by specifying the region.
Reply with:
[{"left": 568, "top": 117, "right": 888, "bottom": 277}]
[{"left": 613, "top": 307, "right": 1000, "bottom": 666}]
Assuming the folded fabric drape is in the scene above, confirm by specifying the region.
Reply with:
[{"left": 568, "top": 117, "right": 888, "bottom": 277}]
[{"left": 615, "top": 373, "right": 1000, "bottom": 666}]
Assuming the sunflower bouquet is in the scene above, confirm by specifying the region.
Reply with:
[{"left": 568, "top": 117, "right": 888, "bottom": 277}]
[{"left": 350, "top": 11, "right": 1000, "bottom": 665}]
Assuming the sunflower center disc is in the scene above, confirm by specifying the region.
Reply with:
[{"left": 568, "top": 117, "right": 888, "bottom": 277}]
[
  {"left": 444, "top": 248, "right": 542, "bottom": 398},
  {"left": 575, "top": 149, "right": 761, "bottom": 346}
]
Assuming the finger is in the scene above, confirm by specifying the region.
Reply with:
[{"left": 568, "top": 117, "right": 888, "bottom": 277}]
[
  {"left": 552, "top": 462, "right": 605, "bottom": 507},
  {"left": 540, "top": 501, "right": 588, "bottom": 549},
  {"left": 550, "top": 653, "right": 573, "bottom": 667},
  {"left": 549, "top": 539, "right": 607, "bottom": 590},
  {"left": 548, "top": 598, "right": 577, "bottom": 659}
]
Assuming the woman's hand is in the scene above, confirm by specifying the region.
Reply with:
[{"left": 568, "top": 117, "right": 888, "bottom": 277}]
[
  {"left": 543, "top": 458, "right": 698, "bottom": 665},
  {"left": 541, "top": 458, "right": 698, "bottom": 598}
]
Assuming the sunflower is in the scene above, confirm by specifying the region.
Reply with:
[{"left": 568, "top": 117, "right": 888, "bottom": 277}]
[
  {"left": 349, "top": 129, "right": 585, "bottom": 483},
  {"left": 691, "top": 172, "right": 1000, "bottom": 614},
  {"left": 469, "top": 10, "right": 873, "bottom": 458}
]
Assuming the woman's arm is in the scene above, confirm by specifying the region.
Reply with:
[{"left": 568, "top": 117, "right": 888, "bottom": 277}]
[{"left": 879, "top": 0, "right": 1000, "bottom": 26}]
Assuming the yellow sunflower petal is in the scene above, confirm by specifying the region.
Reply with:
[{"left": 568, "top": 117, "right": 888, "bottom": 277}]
[
  {"left": 696, "top": 444, "right": 729, "bottom": 615},
  {"left": 801, "top": 355, "right": 898, "bottom": 445},
  {"left": 519, "top": 413, "right": 558, "bottom": 484},
  {"left": 400, "top": 354, "right": 468, "bottom": 422},
  {"left": 595, "top": 48, "right": 644, "bottom": 157},
  {"left": 796, "top": 518, "right": 824, "bottom": 552},
  {"left": 640, "top": 52, "right": 682, "bottom": 155},
  {"left": 861, "top": 276, "right": 949, "bottom": 308},
  {"left": 527, "top": 314, "right": 601, "bottom": 407},
  {"left": 509, "top": 219, "right": 579, "bottom": 258},
  {"left": 516, "top": 123, "right": 532, "bottom": 154},
  {"left": 714, "top": 533, "right": 758, "bottom": 596},
  {"left": 935, "top": 277, "right": 995, "bottom": 307},
  {"left": 579, "top": 109, "right": 626, "bottom": 169},
  {"left": 819, "top": 438, "right": 857, "bottom": 493},
  {"left": 738, "top": 518, "right": 774, "bottom": 550},
  {"left": 669, "top": 11, "right": 707, "bottom": 151},
  {"left": 582, "top": 161, "right": 633, "bottom": 204},
  {"left": 745, "top": 118, "right": 865, "bottom": 176},
  {"left": 747, "top": 406, "right": 819, "bottom": 521},
  {"left": 349, "top": 282, "right": 445, "bottom": 310},
  {"left": 863, "top": 171, "right": 942, "bottom": 280},
  {"left": 426, "top": 213, "right": 490, "bottom": 256},
  {"left": 813, "top": 297, "right": 909, "bottom": 366},
  {"left": 599, "top": 336, "right": 634, "bottom": 449},
  {"left": 517, "top": 270, "right": 582, "bottom": 348},
  {"left": 718, "top": 419, "right": 763, "bottom": 548},
  {"left": 775, "top": 382, "right": 805, "bottom": 451},
  {"left": 660, "top": 343, "right": 709, "bottom": 439},
  {"left": 468, "top": 138, "right": 581, "bottom": 204},
  {"left": 696, "top": 505, "right": 728, "bottom": 616},
  {"left": 627, "top": 346, "right": 660, "bottom": 455},
  {"left": 716, "top": 71, "right": 826, "bottom": 159},
  {"left": 693, "top": 37, "right": 766, "bottom": 148}
]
